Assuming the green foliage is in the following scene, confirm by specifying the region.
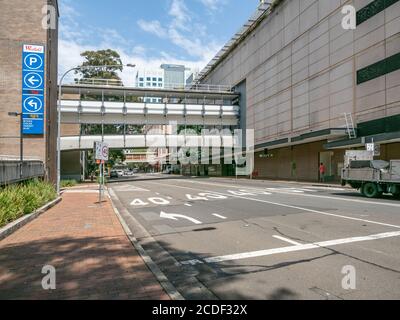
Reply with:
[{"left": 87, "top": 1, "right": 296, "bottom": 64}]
[
  {"left": 0, "top": 179, "right": 57, "bottom": 228},
  {"left": 76, "top": 49, "right": 123, "bottom": 80},
  {"left": 61, "top": 180, "right": 78, "bottom": 188}
]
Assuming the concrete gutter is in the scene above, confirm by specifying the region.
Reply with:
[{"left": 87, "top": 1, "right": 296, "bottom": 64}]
[
  {"left": 0, "top": 197, "right": 62, "bottom": 241},
  {"left": 106, "top": 187, "right": 185, "bottom": 301}
]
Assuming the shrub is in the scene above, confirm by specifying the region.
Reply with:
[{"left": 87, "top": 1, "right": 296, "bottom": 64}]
[
  {"left": 61, "top": 179, "right": 78, "bottom": 188},
  {"left": 0, "top": 179, "right": 57, "bottom": 228}
]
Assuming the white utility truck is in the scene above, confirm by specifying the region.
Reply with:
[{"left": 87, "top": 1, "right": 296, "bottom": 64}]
[{"left": 341, "top": 150, "right": 400, "bottom": 198}]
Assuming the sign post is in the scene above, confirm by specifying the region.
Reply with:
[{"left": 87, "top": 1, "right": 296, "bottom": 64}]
[
  {"left": 22, "top": 45, "right": 45, "bottom": 135},
  {"left": 366, "top": 141, "right": 381, "bottom": 157},
  {"left": 94, "top": 142, "right": 109, "bottom": 203}
]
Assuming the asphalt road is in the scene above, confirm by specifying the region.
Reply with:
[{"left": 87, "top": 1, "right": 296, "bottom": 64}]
[{"left": 108, "top": 174, "right": 400, "bottom": 300}]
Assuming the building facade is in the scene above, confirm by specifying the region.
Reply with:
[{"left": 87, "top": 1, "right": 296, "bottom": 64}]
[
  {"left": 198, "top": 0, "right": 400, "bottom": 181},
  {"left": 135, "top": 69, "right": 164, "bottom": 103},
  {"left": 161, "top": 64, "right": 187, "bottom": 89},
  {"left": 0, "top": 0, "right": 59, "bottom": 183}
]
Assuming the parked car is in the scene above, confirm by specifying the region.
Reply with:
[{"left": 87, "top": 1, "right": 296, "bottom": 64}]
[
  {"left": 110, "top": 170, "right": 119, "bottom": 178},
  {"left": 116, "top": 170, "right": 124, "bottom": 177}
]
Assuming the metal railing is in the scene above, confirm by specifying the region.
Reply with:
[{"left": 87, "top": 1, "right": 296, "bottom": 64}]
[
  {"left": 0, "top": 161, "right": 45, "bottom": 186},
  {"left": 63, "top": 78, "right": 235, "bottom": 93}
]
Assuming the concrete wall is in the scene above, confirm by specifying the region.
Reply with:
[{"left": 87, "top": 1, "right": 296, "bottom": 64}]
[
  {"left": 0, "top": 0, "right": 59, "bottom": 183},
  {"left": 201, "top": 0, "right": 400, "bottom": 148}
]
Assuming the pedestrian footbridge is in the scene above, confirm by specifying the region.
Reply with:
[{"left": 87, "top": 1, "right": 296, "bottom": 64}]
[{"left": 60, "top": 82, "right": 240, "bottom": 126}]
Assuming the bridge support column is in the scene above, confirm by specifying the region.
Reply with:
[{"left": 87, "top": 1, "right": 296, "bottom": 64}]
[{"left": 61, "top": 150, "right": 82, "bottom": 182}]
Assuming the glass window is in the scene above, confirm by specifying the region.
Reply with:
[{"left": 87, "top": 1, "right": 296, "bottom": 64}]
[
  {"left": 146, "top": 77, "right": 151, "bottom": 81},
  {"left": 139, "top": 77, "right": 144, "bottom": 81},
  {"left": 153, "top": 83, "right": 157, "bottom": 87},
  {"left": 152, "top": 77, "right": 157, "bottom": 81},
  {"left": 139, "top": 83, "right": 144, "bottom": 87},
  {"left": 158, "top": 78, "right": 162, "bottom": 82},
  {"left": 158, "top": 83, "right": 162, "bottom": 87},
  {"left": 146, "top": 82, "right": 151, "bottom": 86}
]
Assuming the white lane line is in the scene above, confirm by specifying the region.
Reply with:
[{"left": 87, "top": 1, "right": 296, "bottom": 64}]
[
  {"left": 304, "top": 186, "right": 346, "bottom": 191},
  {"left": 181, "top": 231, "right": 400, "bottom": 265},
  {"left": 145, "top": 181, "right": 400, "bottom": 229},
  {"left": 184, "top": 203, "right": 192, "bottom": 207},
  {"left": 184, "top": 180, "right": 400, "bottom": 208},
  {"left": 212, "top": 213, "right": 227, "bottom": 220},
  {"left": 273, "top": 235, "right": 302, "bottom": 246}
]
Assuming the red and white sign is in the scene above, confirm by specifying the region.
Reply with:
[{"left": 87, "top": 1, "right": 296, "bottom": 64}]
[
  {"left": 94, "top": 142, "right": 109, "bottom": 161},
  {"left": 23, "top": 45, "right": 45, "bottom": 54}
]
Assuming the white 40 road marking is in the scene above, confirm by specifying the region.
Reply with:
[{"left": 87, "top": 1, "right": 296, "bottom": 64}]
[
  {"left": 228, "top": 189, "right": 272, "bottom": 196},
  {"left": 186, "top": 193, "right": 228, "bottom": 201},
  {"left": 131, "top": 197, "right": 170, "bottom": 206}
]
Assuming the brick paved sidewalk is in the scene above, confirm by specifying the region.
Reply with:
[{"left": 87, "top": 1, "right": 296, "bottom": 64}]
[{"left": 0, "top": 186, "right": 170, "bottom": 300}]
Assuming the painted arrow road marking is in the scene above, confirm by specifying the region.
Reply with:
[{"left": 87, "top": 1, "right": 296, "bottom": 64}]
[{"left": 160, "top": 211, "right": 202, "bottom": 225}]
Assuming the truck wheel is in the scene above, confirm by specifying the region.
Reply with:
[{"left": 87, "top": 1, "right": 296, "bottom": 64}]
[{"left": 362, "top": 183, "right": 381, "bottom": 198}]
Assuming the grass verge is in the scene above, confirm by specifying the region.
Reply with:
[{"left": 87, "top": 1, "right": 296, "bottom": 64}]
[
  {"left": 61, "top": 179, "right": 78, "bottom": 188},
  {"left": 0, "top": 179, "right": 57, "bottom": 228}
]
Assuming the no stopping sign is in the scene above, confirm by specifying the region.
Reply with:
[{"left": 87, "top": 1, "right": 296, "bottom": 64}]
[{"left": 94, "top": 142, "right": 109, "bottom": 161}]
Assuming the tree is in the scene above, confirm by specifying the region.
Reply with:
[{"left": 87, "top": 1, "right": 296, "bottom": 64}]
[{"left": 75, "top": 49, "right": 123, "bottom": 80}]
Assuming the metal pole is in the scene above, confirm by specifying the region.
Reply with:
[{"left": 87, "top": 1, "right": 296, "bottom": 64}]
[
  {"left": 20, "top": 112, "right": 23, "bottom": 178},
  {"left": 57, "top": 78, "right": 62, "bottom": 193},
  {"left": 99, "top": 161, "right": 102, "bottom": 203}
]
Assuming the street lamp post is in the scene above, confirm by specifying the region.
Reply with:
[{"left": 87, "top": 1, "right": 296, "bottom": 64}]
[
  {"left": 57, "top": 63, "right": 136, "bottom": 194},
  {"left": 8, "top": 112, "right": 23, "bottom": 178}
]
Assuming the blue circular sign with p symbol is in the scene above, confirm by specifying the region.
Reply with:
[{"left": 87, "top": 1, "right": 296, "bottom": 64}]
[
  {"left": 23, "top": 96, "right": 43, "bottom": 113},
  {"left": 24, "top": 54, "right": 43, "bottom": 70}
]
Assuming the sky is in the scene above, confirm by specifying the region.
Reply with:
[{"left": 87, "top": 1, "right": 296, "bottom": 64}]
[{"left": 58, "top": 0, "right": 260, "bottom": 85}]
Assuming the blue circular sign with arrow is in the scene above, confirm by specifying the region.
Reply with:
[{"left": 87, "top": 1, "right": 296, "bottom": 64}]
[
  {"left": 23, "top": 72, "right": 43, "bottom": 89},
  {"left": 23, "top": 96, "right": 43, "bottom": 113}
]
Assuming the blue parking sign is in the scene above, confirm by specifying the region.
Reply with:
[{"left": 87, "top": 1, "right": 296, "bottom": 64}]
[{"left": 22, "top": 44, "right": 45, "bottom": 135}]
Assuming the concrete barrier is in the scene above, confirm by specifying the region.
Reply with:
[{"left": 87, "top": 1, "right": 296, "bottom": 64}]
[{"left": 0, "top": 161, "right": 44, "bottom": 185}]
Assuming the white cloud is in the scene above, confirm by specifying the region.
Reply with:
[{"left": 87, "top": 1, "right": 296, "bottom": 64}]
[
  {"left": 169, "top": 0, "right": 191, "bottom": 30},
  {"left": 137, "top": 0, "right": 223, "bottom": 63},
  {"left": 199, "top": 0, "right": 226, "bottom": 11},
  {"left": 58, "top": 37, "right": 213, "bottom": 86},
  {"left": 58, "top": 0, "right": 224, "bottom": 86},
  {"left": 137, "top": 20, "right": 167, "bottom": 38}
]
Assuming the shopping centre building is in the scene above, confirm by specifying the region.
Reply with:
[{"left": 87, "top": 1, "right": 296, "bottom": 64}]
[
  {"left": 0, "top": 0, "right": 59, "bottom": 183},
  {"left": 198, "top": 0, "right": 400, "bottom": 181}
]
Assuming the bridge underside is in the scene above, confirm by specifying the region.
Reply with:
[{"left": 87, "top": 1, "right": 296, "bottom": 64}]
[{"left": 61, "top": 135, "right": 239, "bottom": 151}]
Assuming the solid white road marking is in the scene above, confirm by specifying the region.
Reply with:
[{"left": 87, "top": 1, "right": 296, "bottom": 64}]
[
  {"left": 145, "top": 181, "right": 400, "bottom": 229},
  {"left": 273, "top": 235, "right": 302, "bottom": 246},
  {"left": 212, "top": 213, "right": 227, "bottom": 220},
  {"left": 184, "top": 203, "right": 192, "bottom": 207},
  {"left": 184, "top": 180, "right": 400, "bottom": 208},
  {"left": 160, "top": 211, "right": 202, "bottom": 225},
  {"left": 180, "top": 231, "right": 400, "bottom": 265},
  {"left": 303, "top": 186, "right": 346, "bottom": 191}
]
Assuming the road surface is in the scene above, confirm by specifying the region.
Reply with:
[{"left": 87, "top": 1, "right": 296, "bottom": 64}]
[{"left": 109, "top": 175, "right": 400, "bottom": 300}]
